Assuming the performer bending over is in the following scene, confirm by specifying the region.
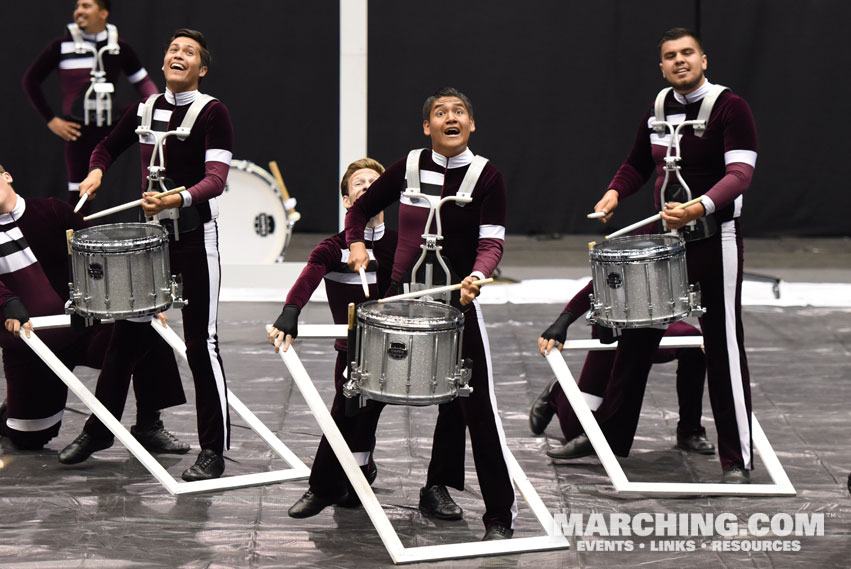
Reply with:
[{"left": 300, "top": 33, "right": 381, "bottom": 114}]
[
  {"left": 533, "top": 280, "right": 713, "bottom": 458},
  {"left": 63, "top": 29, "right": 233, "bottom": 481},
  {"left": 268, "top": 158, "right": 397, "bottom": 517},
  {"left": 346, "top": 88, "right": 516, "bottom": 541},
  {"left": 0, "top": 163, "right": 186, "bottom": 453},
  {"left": 23, "top": 0, "right": 158, "bottom": 209},
  {"left": 589, "top": 27, "right": 757, "bottom": 483}
]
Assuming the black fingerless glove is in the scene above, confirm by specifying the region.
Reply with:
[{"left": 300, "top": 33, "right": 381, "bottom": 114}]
[
  {"left": 540, "top": 311, "right": 577, "bottom": 344},
  {"left": 273, "top": 304, "right": 301, "bottom": 338},
  {"left": 2, "top": 297, "right": 29, "bottom": 324}
]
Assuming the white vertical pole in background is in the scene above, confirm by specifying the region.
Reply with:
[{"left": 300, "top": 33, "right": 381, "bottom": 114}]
[{"left": 339, "top": 0, "right": 368, "bottom": 230}]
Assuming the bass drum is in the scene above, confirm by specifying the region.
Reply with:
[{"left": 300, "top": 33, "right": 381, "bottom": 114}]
[{"left": 217, "top": 160, "right": 294, "bottom": 264}]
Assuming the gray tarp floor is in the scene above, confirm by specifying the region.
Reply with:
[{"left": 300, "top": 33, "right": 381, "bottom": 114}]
[{"left": 1, "top": 235, "right": 849, "bottom": 568}]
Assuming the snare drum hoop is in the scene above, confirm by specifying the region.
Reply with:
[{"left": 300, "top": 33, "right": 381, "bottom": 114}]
[
  {"left": 590, "top": 234, "right": 685, "bottom": 263},
  {"left": 71, "top": 223, "right": 168, "bottom": 254},
  {"left": 219, "top": 159, "right": 292, "bottom": 263},
  {"left": 356, "top": 300, "right": 463, "bottom": 331}
]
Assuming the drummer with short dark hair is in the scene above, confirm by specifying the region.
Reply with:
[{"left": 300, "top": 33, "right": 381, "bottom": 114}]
[
  {"left": 267, "top": 158, "right": 397, "bottom": 517},
  {"left": 587, "top": 27, "right": 758, "bottom": 484},
  {"left": 346, "top": 87, "right": 516, "bottom": 541},
  {"left": 61, "top": 28, "right": 233, "bottom": 482}
]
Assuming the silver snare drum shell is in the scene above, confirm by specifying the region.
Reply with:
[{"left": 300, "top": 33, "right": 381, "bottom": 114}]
[
  {"left": 217, "top": 159, "right": 294, "bottom": 264},
  {"left": 348, "top": 300, "right": 471, "bottom": 406},
  {"left": 588, "top": 234, "right": 702, "bottom": 328},
  {"left": 68, "top": 222, "right": 175, "bottom": 319}
]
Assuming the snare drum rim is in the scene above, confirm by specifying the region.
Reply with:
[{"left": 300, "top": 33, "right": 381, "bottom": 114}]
[
  {"left": 590, "top": 234, "right": 685, "bottom": 262},
  {"left": 356, "top": 299, "right": 463, "bottom": 331},
  {"left": 71, "top": 223, "right": 168, "bottom": 254}
]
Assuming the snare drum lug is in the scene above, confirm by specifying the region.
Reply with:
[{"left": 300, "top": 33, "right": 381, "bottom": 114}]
[{"left": 342, "top": 379, "right": 361, "bottom": 399}]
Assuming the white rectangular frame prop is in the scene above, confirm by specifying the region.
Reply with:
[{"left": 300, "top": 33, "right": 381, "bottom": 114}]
[
  {"left": 545, "top": 337, "right": 796, "bottom": 496},
  {"left": 275, "top": 325, "right": 570, "bottom": 564},
  {"left": 25, "top": 316, "right": 310, "bottom": 495}
]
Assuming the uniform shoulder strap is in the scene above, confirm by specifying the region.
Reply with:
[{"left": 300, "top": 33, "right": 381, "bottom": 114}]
[
  {"left": 175, "top": 94, "right": 218, "bottom": 140},
  {"left": 138, "top": 94, "right": 162, "bottom": 130},
  {"left": 405, "top": 149, "right": 426, "bottom": 191},
  {"left": 66, "top": 23, "right": 86, "bottom": 52},
  {"left": 455, "top": 155, "right": 489, "bottom": 204},
  {"left": 653, "top": 87, "right": 673, "bottom": 135},
  {"left": 105, "top": 23, "right": 119, "bottom": 53},
  {"left": 693, "top": 84, "right": 728, "bottom": 137}
]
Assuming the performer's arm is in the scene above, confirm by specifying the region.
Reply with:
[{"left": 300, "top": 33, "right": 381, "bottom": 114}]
[
  {"left": 345, "top": 159, "right": 405, "bottom": 270},
  {"left": 22, "top": 40, "right": 81, "bottom": 142},
  {"left": 537, "top": 281, "right": 592, "bottom": 355},
  {"left": 119, "top": 40, "right": 158, "bottom": 97},
  {"left": 596, "top": 111, "right": 656, "bottom": 222},
  {"left": 460, "top": 168, "right": 507, "bottom": 306},
  {"left": 177, "top": 102, "right": 233, "bottom": 208},
  {"left": 81, "top": 101, "right": 141, "bottom": 198},
  {"left": 268, "top": 240, "right": 337, "bottom": 352}
]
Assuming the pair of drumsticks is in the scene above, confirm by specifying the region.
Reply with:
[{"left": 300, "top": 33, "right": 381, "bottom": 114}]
[
  {"left": 74, "top": 160, "right": 300, "bottom": 222},
  {"left": 586, "top": 196, "right": 704, "bottom": 249}
]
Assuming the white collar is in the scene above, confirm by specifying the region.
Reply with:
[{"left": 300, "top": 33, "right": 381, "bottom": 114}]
[
  {"left": 431, "top": 148, "right": 474, "bottom": 169},
  {"left": 364, "top": 223, "right": 385, "bottom": 241},
  {"left": 164, "top": 88, "right": 201, "bottom": 106},
  {"left": 1, "top": 195, "right": 26, "bottom": 222},
  {"left": 76, "top": 27, "right": 108, "bottom": 42},
  {"left": 673, "top": 79, "right": 714, "bottom": 105}
]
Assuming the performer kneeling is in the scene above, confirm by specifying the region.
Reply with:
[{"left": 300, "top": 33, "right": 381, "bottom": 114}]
[
  {"left": 533, "top": 280, "right": 713, "bottom": 459},
  {"left": 267, "top": 158, "right": 397, "bottom": 516},
  {"left": 0, "top": 164, "right": 186, "bottom": 453}
]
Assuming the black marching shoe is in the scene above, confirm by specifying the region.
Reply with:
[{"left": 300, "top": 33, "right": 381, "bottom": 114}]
[
  {"left": 529, "top": 377, "right": 558, "bottom": 435},
  {"left": 337, "top": 456, "right": 379, "bottom": 508},
  {"left": 289, "top": 490, "right": 347, "bottom": 518},
  {"left": 676, "top": 432, "right": 716, "bottom": 455},
  {"left": 546, "top": 433, "right": 594, "bottom": 460},
  {"left": 131, "top": 420, "right": 190, "bottom": 454},
  {"left": 419, "top": 484, "right": 463, "bottom": 520},
  {"left": 181, "top": 449, "right": 225, "bottom": 481},
  {"left": 58, "top": 431, "right": 114, "bottom": 464},
  {"left": 482, "top": 524, "right": 514, "bottom": 541},
  {"left": 721, "top": 466, "right": 750, "bottom": 484}
]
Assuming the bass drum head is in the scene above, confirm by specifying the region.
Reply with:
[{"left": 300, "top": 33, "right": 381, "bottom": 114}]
[{"left": 217, "top": 160, "right": 290, "bottom": 264}]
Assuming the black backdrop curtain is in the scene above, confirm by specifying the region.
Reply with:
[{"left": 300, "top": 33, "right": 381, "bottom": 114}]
[{"left": 2, "top": 1, "right": 848, "bottom": 236}]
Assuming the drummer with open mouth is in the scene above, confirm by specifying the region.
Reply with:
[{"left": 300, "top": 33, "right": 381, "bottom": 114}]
[
  {"left": 588, "top": 27, "right": 758, "bottom": 484},
  {"left": 346, "top": 87, "right": 516, "bottom": 541},
  {"left": 64, "top": 29, "right": 233, "bottom": 482}
]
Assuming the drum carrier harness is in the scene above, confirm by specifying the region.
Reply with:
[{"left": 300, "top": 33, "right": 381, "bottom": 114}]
[
  {"left": 401, "top": 148, "right": 488, "bottom": 304},
  {"left": 136, "top": 93, "right": 217, "bottom": 240},
  {"left": 652, "top": 83, "right": 727, "bottom": 241},
  {"left": 67, "top": 22, "right": 120, "bottom": 128}
]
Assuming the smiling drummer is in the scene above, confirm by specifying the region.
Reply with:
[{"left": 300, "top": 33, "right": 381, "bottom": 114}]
[
  {"left": 589, "top": 27, "right": 758, "bottom": 484},
  {"left": 62, "top": 29, "right": 233, "bottom": 482},
  {"left": 346, "top": 87, "right": 515, "bottom": 541}
]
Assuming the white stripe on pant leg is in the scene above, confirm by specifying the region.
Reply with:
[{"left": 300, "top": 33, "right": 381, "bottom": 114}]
[
  {"left": 203, "top": 220, "right": 229, "bottom": 454},
  {"left": 474, "top": 299, "right": 519, "bottom": 527},
  {"left": 6, "top": 409, "right": 64, "bottom": 432},
  {"left": 721, "top": 221, "right": 752, "bottom": 468}
]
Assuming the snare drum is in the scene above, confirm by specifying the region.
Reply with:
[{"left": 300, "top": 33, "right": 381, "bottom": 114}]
[
  {"left": 217, "top": 160, "right": 294, "bottom": 264},
  {"left": 68, "top": 223, "right": 177, "bottom": 319},
  {"left": 346, "top": 300, "right": 472, "bottom": 406},
  {"left": 588, "top": 234, "right": 703, "bottom": 328}
]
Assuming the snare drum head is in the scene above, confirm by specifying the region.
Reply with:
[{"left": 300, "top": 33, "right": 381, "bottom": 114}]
[
  {"left": 358, "top": 300, "right": 462, "bottom": 330},
  {"left": 217, "top": 160, "right": 290, "bottom": 264},
  {"left": 71, "top": 222, "right": 167, "bottom": 253},
  {"left": 590, "top": 234, "right": 684, "bottom": 261}
]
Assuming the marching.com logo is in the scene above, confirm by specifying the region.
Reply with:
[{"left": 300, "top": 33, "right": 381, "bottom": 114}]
[{"left": 552, "top": 512, "right": 824, "bottom": 552}]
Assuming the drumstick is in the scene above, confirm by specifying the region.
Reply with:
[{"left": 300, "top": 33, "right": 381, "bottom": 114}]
[
  {"left": 378, "top": 278, "right": 494, "bottom": 303},
  {"left": 586, "top": 211, "right": 606, "bottom": 219},
  {"left": 358, "top": 266, "right": 370, "bottom": 298},
  {"left": 268, "top": 161, "right": 301, "bottom": 221},
  {"left": 83, "top": 186, "right": 186, "bottom": 221},
  {"left": 588, "top": 196, "right": 704, "bottom": 249},
  {"left": 73, "top": 193, "right": 89, "bottom": 213}
]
